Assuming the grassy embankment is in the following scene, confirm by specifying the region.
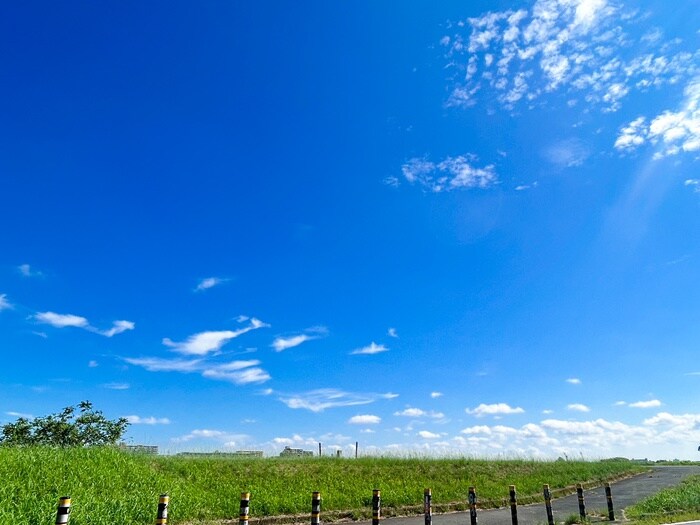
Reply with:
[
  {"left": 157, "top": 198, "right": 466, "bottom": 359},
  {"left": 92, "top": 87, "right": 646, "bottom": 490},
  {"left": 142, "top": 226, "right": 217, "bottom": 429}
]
[
  {"left": 0, "top": 447, "right": 644, "bottom": 525},
  {"left": 627, "top": 474, "right": 700, "bottom": 524}
]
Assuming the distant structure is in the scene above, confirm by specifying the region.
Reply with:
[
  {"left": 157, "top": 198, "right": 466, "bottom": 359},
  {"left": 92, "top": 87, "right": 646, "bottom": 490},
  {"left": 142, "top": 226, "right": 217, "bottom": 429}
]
[
  {"left": 120, "top": 444, "right": 159, "bottom": 455},
  {"left": 176, "top": 450, "right": 264, "bottom": 458},
  {"left": 279, "top": 446, "right": 313, "bottom": 457}
]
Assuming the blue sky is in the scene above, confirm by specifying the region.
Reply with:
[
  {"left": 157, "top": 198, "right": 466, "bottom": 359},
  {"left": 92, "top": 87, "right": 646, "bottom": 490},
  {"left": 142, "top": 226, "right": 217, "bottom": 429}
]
[{"left": 1, "top": 0, "right": 699, "bottom": 459}]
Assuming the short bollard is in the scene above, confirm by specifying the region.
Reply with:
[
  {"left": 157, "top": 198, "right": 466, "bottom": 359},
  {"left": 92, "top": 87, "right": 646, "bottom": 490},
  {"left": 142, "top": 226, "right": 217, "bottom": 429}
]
[
  {"left": 424, "top": 488, "right": 432, "bottom": 525},
  {"left": 509, "top": 485, "right": 518, "bottom": 525},
  {"left": 605, "top": 483, "right": 615, "bottom": 521},
  {"left": 372, "top": 489, "right": 381, "bottom": 525},
  {"left": 576, "top": 484, "right": 586, "bottom": 520},
  {"left": 156, "top": 493, "right": 169, "bottom": 525},
  {"left": 311, "top": 492, "right": 321, "bottom": 525},
  {"left": 543, "top": 484, "right": 554, "bottom": 525},
  {"left": 240, "top": 492, "right": 251, "bottom": 525},
  {"left": 468, "top": 486, "right": 478, "bottom": 525},
  {"left": 55, "top": 496, "right": 71, "bottom": 525}
]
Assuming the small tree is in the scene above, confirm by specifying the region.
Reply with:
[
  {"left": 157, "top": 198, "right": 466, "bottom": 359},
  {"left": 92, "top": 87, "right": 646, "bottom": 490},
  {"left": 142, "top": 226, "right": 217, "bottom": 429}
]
[{"left": 0, "top": 401, "right": 129, "bottom": 447}]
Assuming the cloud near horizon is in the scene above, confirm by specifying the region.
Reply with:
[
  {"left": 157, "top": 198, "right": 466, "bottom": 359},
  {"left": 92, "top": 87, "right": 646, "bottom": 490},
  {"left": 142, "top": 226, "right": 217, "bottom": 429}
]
[{"left": 466, "top": 403, "right": 525, "bottom": 417}]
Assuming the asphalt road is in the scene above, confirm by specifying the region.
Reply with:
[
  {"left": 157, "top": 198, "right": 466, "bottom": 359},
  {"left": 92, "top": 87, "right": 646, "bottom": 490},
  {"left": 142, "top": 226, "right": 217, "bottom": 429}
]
[{"left": 359, "top": 466, "right": 700, "bottom": 525}]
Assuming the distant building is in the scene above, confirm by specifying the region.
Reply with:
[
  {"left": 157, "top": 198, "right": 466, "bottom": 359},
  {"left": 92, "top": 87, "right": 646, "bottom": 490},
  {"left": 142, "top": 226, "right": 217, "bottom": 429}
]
[
  {"left": 175, "top": 450, "right": 264, "bottom": 458},
  {"left": 279, "top": 446, "right": 313, "bottom": 457},
  {"left": 120, "top": 444, "right": 159, "bottom": 455}
]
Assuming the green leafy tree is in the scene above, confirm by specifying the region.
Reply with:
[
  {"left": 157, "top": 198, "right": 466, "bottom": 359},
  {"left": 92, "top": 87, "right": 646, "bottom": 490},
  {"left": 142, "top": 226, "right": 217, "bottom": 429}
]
[{"left": 0, "top": 401, "right": 129, "bottom": 447}]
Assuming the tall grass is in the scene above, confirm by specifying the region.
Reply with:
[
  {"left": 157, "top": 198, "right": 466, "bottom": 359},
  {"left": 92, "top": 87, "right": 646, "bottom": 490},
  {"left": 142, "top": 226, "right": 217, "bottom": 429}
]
[
  {"left": 626, "top": 474, "right": 700, "bottom": 524},
  {"left": 0, "top": 447, "right": 644, "bottom": 524}
]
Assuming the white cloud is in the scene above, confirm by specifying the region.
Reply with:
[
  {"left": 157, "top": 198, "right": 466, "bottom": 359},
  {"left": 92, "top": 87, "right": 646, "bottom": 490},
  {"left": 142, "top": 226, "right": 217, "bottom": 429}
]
[
  {"left": 6, "top": 411, "right": 33, "bottom": 419},
  {"left": 174, "top": 429, "right": 250, "bottom": 448},
  {"left": 194, "top": 277, "right": 227, "bottom": 292},
  {"left": 418, "top": 430, "right": 442, "bottom": 439},
  {"left": 567, "top": 403, "right": 591, "bottom": 412},
  {"left": 394, "top": 407, "right": 445, "bottom": 419},
  {"left": 614, "top": 78, "right": 700, "bottom": 158},
  {"left": 272, "top": 328, "right": 327, "bottom": 352},
  {"left": 430, "top": 392, "right": 443, "bottom": 399},
  {"left": 124, "top": 356, "right": 203, "bottom": 372},
  {"left": 88, "top": 360, "right": 98, "bottom": 368},
  {"left": 202, "top": 365, "right": 271, "bottom": 385},
  {"left": 351, "top": 342, "right": 388, "bottom": 355},
  {"left": 401, "top": 155, "right": 498, "bottom": 192},
  {"left": 444, "top": 0, "right": 700, "bottom": 114},
  {"left": 0, "top": 294, "right": 12, "bottom": 311},
  {"left": 35, "top": 311, "right": 89, "bottom": 328},
  {"left": 466, "top": 403, "right": 525, "bottom": 417},
  {"left": 348, "top": 414, "right": 382, "bottom": 425},
  {"left": 388, "top": 327, "right": 398, "bottom": 338},
  {"left": 103, "top": 382, "right": 130, "bottom": 390},
  {"left": 34, "top": 311, "right": 135, "bottom": 337},
  {"left": 629, "top": 399, "right": 662, "bottom": 408},
  {"left": 163, "top": 318, "right": 268, "bottom": 355},
  {"left": 125, "top": 415, "right": 170, "bottom": 425},
  {"left": 98, "top": 320, "right": 135, "bottom": 337},
  {"left": 279, "top": 389, "right": 382, "bottom": 413},
  {"left": 18, "top": 264, "right": 43, "bottom": 278},
  {"left": 566, "top": 378, "right": 582, "bottom": 385}
]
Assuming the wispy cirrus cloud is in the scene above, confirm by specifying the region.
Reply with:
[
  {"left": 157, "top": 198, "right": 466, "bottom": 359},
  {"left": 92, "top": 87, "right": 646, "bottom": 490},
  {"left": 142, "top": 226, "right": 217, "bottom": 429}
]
[
  {"left": 125, "top": 355, "right": 271, "bottom": 386},
  {"left": 566, "top": 378, "right": 582, "bottom": 385},
  {"left": 163, "top": 318, "right": 268, "bottom": 356},
  {"left": 272, "top": 327, "right": 327, "bottom": 352},
  {"left": 34, "top": 311, "right": 135, "bottom": 337},
  {"left": 351, "top": 342, "right": 388, "bottom": 355},
  {"left": 102, "top": 382, "right": 130, "bottom": 390},
  {"left": 466, "top": 403, "right": 525, "bottom": 417},
  {"left": 279, "top": 389, "right": 393, "bottom": 413},
  {"left": 400, "top": 155, "right": 497, "bottom": 192}
]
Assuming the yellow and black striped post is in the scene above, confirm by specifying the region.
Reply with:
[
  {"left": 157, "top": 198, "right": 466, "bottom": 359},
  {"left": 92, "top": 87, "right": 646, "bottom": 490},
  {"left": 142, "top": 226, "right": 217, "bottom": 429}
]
[
  {"left": 156, "top": 493, "right": 169, "bottom": 525},
  {"left": 576, "top": 484, "right": 586, "bottom": 521},
  {"left": 55, "top": 496, "right": 71, "bottom": 525},
  {"left": 468, "top": 486, "right": 478, "bottom": 525},
  {"left": 605, "top": 482, "right": 615, "bottom": 521},
  {"left": 311, "top": 491, "right": 321, "bottom": 525},
  {"left": 509, "top": 485, "right": 518, "bottom": 525},
  {"left": 543, "top": 484, "right": 554, "bottom": 525},
  {"left": 240, "top": 492, "right": 251, "bottom": 525},
  {"left": 372, "top": 489, "right": 381, "bottom": 525},
  {"left": 424, "top": 488, "right": 432, "bottom": 525}
]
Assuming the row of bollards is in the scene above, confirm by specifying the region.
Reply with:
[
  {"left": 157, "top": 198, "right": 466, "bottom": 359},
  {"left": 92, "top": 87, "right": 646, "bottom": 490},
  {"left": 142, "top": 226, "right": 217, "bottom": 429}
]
[
  {"left": 52, "top": 483, "right": 616, "bottom": 524},
  {"left": 53, "top": 493, "right": 169, "bottom": 525}
]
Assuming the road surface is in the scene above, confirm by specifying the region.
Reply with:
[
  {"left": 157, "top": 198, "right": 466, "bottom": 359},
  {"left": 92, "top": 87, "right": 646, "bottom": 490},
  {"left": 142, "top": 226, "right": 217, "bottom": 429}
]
[{"left": 358, "top": 466, "right": 700, "bottom": 525}]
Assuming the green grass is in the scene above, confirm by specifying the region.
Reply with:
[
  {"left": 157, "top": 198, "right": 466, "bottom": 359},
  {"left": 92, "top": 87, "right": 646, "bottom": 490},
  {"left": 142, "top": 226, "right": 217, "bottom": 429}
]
[
  {"left": 0, "top": 447, "right": 644, "bottom": 524},
  {"left": 627, "top": 474, "right": 700, "bottom": 524}
]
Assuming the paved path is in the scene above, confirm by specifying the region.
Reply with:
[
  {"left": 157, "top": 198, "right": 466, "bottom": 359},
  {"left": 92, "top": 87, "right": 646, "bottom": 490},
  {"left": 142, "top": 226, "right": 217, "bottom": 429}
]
[{"left": 361, "top": 466, "right": 700, "bottom": 525}]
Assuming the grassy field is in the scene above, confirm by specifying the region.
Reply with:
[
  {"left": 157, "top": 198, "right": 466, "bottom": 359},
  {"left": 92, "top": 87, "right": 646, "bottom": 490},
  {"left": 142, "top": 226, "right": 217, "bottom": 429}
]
[
  {"left": 626, "top": 473, "right": 700, "bottom": 524},
  {"left": 0, "top": 447, "right": 645, "bottom": 525}
]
